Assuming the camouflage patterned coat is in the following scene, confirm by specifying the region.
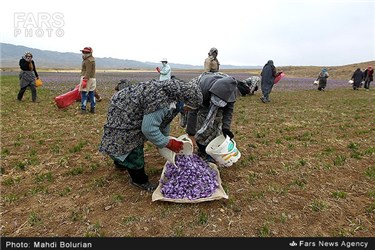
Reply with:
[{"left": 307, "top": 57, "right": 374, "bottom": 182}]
[{"left": 99, "top": 79, "right": 202, "bottom": 157}]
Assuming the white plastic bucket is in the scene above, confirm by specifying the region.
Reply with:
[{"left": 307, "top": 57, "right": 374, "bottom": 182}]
[
  {"left": 206, "top": 135, "right": 241, "bottom": 167},
  {"left": 158, "top": 134, "right": 193, "bottom": 165}
]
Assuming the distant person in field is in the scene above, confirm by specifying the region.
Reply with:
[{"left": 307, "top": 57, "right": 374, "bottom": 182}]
[
  {"left": 260, "top": 60, "right": 277, "bottom": 103},
  {"left": 316, "top": 67, "right": 329, "bottom": 91},
  {"left": 79, "top": 47, "right": 97, "bottom": 114},
  {"left": 363, "top": 66, "right": 373, "bottom": 91},
  {"left": 351, "top": 68, "right": 364, "bottom": 90},
  {"left": 204, "top": 47, "right": 220, "bottom": 73},
  {"left": 115, "top": 79, "right": 131, "bottom": 92},
  {"left": 156, "top": 58, "right": 171, "bottom": 81},
  {"left": 237, "top": 76, "right": 260, "bottom": 96},
  {"left": 99, "top": 78, "right": 202, "bottom": 192},
  {"left": 17, "top": 52, "right": 40, "bottom": 103}
]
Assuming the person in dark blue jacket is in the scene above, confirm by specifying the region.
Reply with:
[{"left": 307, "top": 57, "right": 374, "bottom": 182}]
[
  {"left": 351, "top": 68, "right": 364, "bottom": 90},
  {"left": 260, "top": 60, "right": 277, "bottom": 103}
]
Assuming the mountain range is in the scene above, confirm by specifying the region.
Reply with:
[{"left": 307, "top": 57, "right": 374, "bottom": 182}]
[{"left": 0, "top": 43, "right": 259, "bottom": 70}]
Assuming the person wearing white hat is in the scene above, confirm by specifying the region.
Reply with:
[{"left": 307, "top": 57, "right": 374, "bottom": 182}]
[{"left": 156, "top": 58, "right": 171, "bottom": 81}]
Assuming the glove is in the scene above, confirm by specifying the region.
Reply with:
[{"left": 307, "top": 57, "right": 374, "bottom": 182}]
[
  {"left": 166, "top": 139, "right": 184, "bottom": 153},
  {"left": 82, "top": 78, "right": 88, "bottom": 88},
  {"left": 156, "top": 67, "right": 161, "bottom": 73},
  {"left": 222, "top": 129, "right": 234, "bottom": 139}
]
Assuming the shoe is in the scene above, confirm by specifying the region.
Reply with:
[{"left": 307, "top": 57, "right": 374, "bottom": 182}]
[
  {"left": 261, "top": 96, "right": 270, "bottom": 103},
  {"left": 130, "top": 181, "right": 157, "bottom": 192},
  {"left": 90, "top": 108, "right": 95, "bottom": 114},
  {"left": 80, "top": 109, "right": 87, "bottom": 114},
  {"left": 97, "top": 97, "right": 102, "bottom": 102}
]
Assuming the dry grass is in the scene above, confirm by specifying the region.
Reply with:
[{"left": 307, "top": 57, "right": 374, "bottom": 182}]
[{"left": 1, "top": 68, "right": 374, "bottom": 237}]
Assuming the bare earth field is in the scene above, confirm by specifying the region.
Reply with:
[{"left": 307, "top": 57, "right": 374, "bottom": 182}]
[{"left": 0, "top": 65, "right": 374, "bottom": 239}]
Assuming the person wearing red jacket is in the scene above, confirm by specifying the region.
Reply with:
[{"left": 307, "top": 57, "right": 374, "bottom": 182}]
[{"left": 363, "top": 66, "right": 374, "bottom": 90}]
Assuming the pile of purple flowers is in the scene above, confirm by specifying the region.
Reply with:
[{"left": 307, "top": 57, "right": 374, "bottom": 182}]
[{"left": 160, "top": 154, "right": 219, "bottom": 200}]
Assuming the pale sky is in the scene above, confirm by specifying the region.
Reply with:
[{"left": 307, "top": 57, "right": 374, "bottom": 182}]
[{"left": 1, "top": 0, "right": 374, "bottom": 66}]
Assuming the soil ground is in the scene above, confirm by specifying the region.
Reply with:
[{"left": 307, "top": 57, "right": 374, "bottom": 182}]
[{"left": 1, "top": 65, "right": 374, "bottom": 238}]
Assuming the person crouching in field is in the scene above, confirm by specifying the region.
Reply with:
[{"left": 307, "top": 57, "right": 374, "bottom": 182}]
[
  {"left": 99, "top": 78, "right": 203, "bottom": 192},
  {"left": 185, "top": 72, "right": 238, "bottom": 161},
  {"left": 17, "top": 52, "right": 39, "bottom": 103},
  {"left": 351, "top": 68, "right": 364, "bottom": 90},
  {"left": 237, "top": 76, "right": 260, "bottom": 96},
  {"left": 317, "top": 68, "right": 329, "bottom": 91}
]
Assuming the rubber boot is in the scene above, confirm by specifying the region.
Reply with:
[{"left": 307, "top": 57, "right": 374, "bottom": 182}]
[{"left": 127, "top": 168, "right": 148, "bottom": 184}]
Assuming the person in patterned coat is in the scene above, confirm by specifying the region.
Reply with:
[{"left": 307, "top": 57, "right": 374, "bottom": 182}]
[{"left": 99, "top": 78, "right": 203, "bottom": 192}]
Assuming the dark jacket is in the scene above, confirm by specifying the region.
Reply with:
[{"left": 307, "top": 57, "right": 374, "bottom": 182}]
[
  {"left": 186, "top": 73, "right": 237, "bottom": 135},
  {"left": 260, "top": 60, "right": 277, "bottom": 98},
  {"left": 199, "top": 74, "right": 237, "bottom": 107},
  {"left": 364, "top": 68, "right": 374, "bottom": 82},
  {"left": 19, "top": 58, "right": 38, "bottom": 78},
  {"left": 261, "top": 60, "right": 276, "bottom": 87},
  {"left": 351, "top": 69, "right": 364, "bottom": 85}
]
